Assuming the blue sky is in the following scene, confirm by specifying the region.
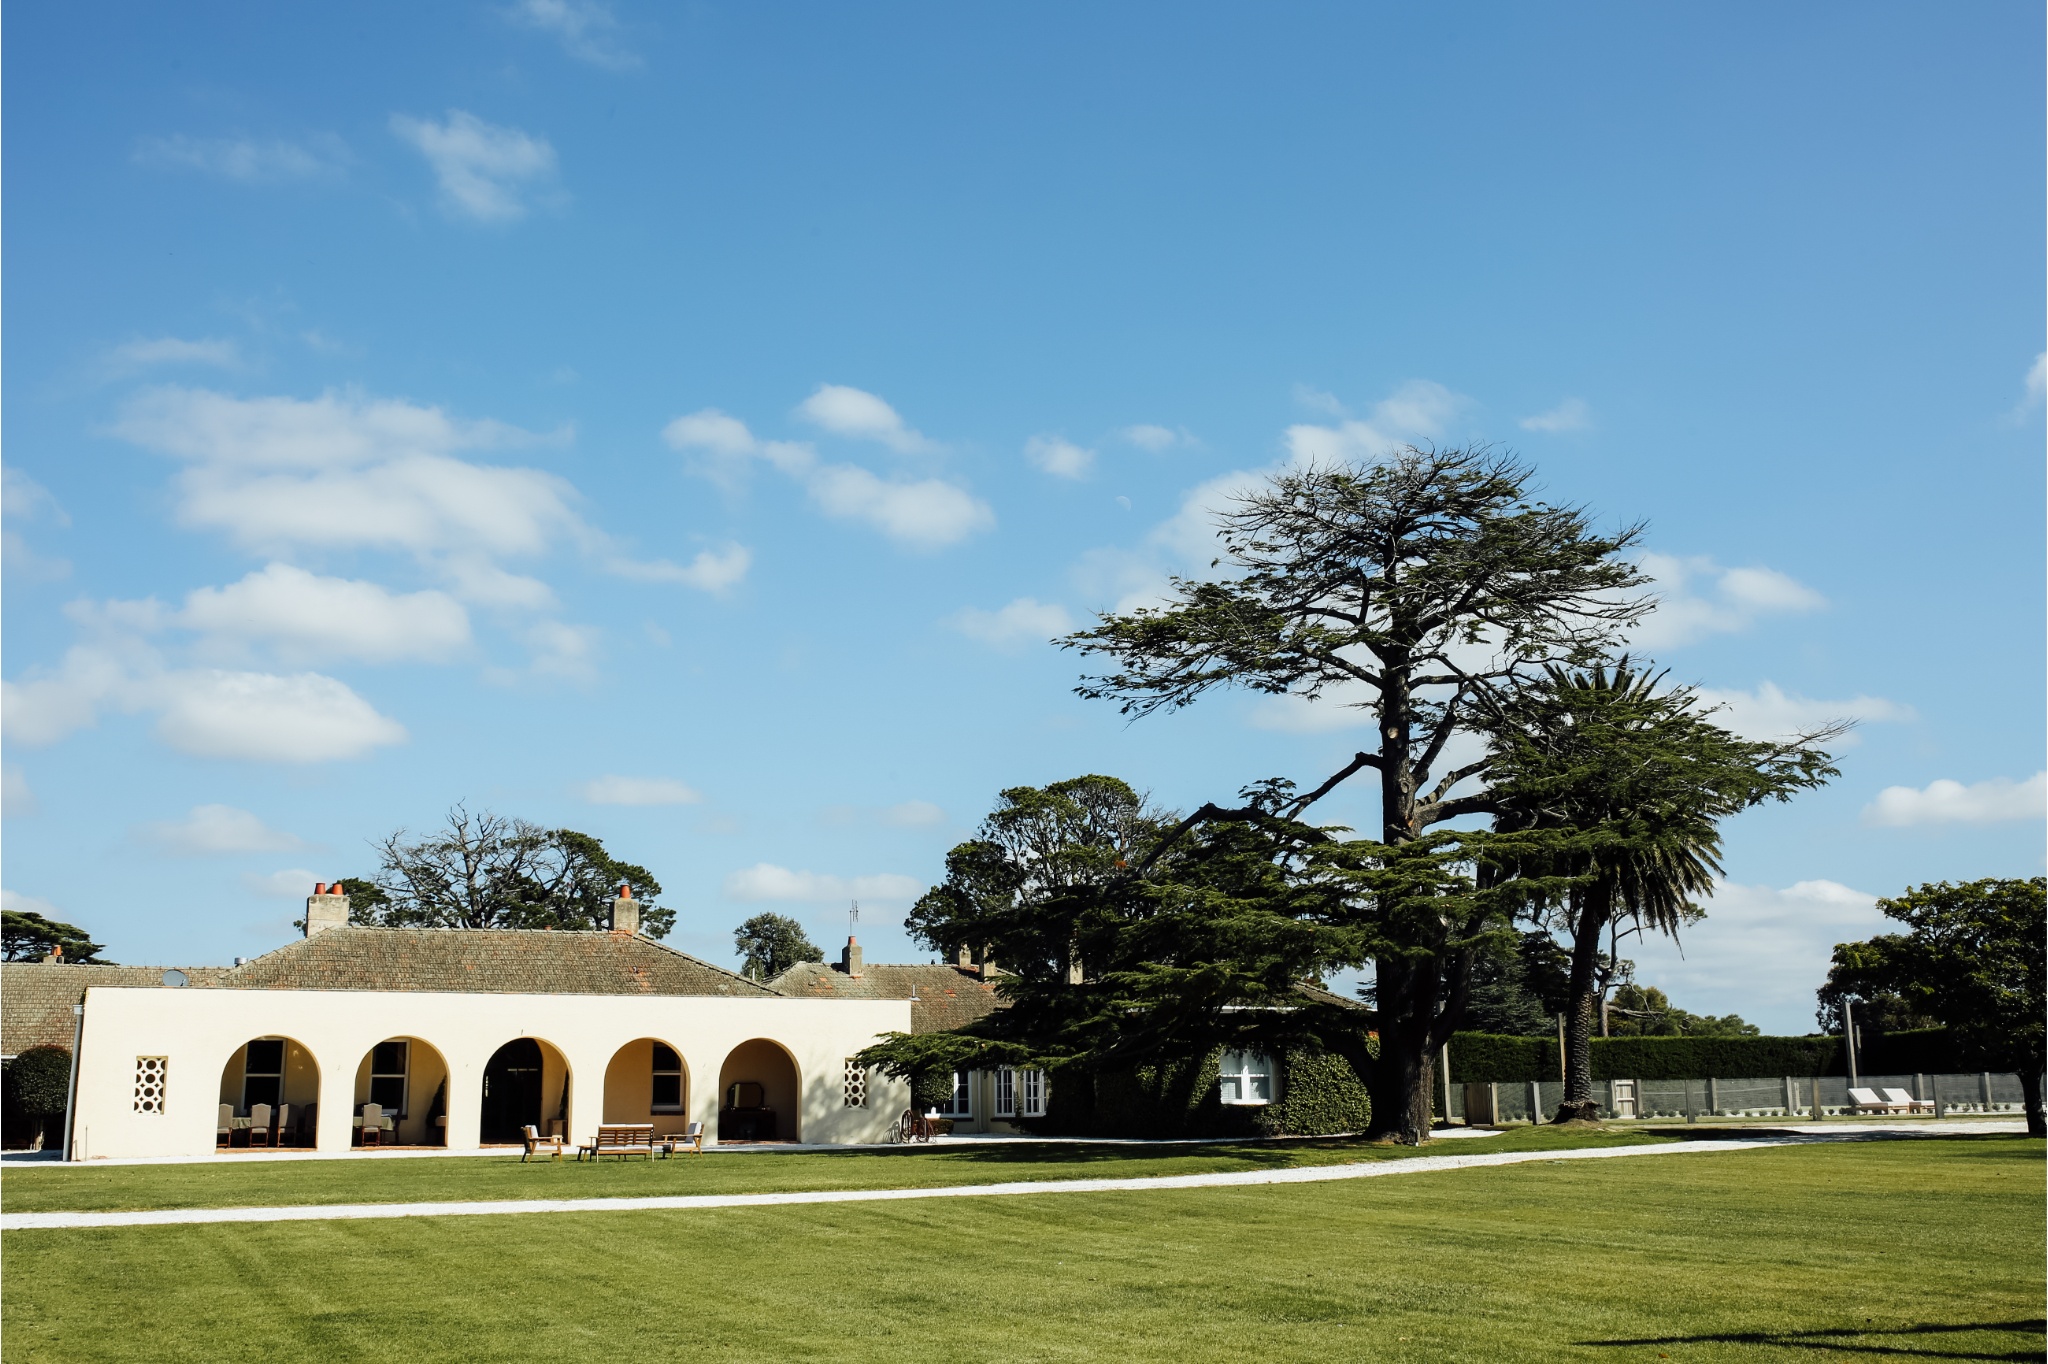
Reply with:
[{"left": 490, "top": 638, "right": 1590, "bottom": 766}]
[{"left": 4, "top": 2, "right": 2041, "bottom": 1033}]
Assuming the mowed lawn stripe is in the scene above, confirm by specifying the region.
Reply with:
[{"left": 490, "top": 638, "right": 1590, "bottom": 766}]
[
  {"left": 2, "top": 1139, "right": 2038, "bottom": 1364},
  {"left": 2, "top": 1135, "right": 1781, "bottom": 1229}
]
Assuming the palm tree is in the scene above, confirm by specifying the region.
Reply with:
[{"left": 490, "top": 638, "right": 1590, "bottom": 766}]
[{"left": 1484, "top": 661, "right": 1837, "bottom": 1121}]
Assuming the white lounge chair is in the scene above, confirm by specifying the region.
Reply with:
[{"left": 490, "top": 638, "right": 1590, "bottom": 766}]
[
  {"left": 1848, "top": 1087, "right": 1909, "bottom": 1114},
  {"left": 1881, "top": 1087, "right": 1936, "bottom": 1114}
]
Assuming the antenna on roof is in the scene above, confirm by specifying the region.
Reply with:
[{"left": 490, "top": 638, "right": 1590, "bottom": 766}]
[{"left": 849, "top": 900, "right": 859, "bottom": 933}]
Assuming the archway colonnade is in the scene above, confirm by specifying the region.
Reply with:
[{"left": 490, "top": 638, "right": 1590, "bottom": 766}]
[{"left": 214, "top": 1033, "right": 803, "bottom": 1150}]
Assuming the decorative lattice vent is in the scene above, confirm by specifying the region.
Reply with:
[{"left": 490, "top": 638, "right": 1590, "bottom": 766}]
[
  {"left": 134, "top": 1056, "right": 169, "bottom": 1115},
  {"left": 843, "top": 1058, "right": 868, "bottom": 1108}
]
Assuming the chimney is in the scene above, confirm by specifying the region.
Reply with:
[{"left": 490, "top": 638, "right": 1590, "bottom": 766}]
[
  {"left": 304, "top": 882, "right": 351, "bottom": 937},
  {"left": 610, "top": 884, "right": 640, "bottom": 935},
  {"left": 838, "top": 935, "right": 863, "bottom": 977}
]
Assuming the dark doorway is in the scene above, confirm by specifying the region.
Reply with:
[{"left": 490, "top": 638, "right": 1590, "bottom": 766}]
[{"left": 480, "top": 1038, "right": 545, "bottom": 1143}]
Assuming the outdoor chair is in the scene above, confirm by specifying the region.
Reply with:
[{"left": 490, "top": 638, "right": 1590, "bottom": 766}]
[
  {"left": 521, "top": 1124, "right": 564, "bottom": 1162},
  {"left": 360, "top": 1102, "right": 384, "bottom": 1146},
  {"left": 247, "top": 1103, "right": 273, "bottom": 1147},
  {"left": 217, "top": 1104, "right": 234, "bottom": 1148},
  {"left": 272, "top": 1104, "right": 292, "bottom": 1147},
  {"left": 1848, "top": 1087, "right": 1909, "bottom": 1114},
  {"left": 1880, "top": 1087, "right": 1936, "bottom": 1114},
  {"left": 661, "top": 1122, "right": 704, "bottom": 1156}
]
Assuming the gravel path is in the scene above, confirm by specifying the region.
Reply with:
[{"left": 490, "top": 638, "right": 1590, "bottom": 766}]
[{"left": 5, "top": 1121, "right": 2021, "bottom": 1232}]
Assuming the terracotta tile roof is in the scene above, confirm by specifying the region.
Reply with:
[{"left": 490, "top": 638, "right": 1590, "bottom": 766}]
[
  {"left": 769, "top": 962, "right": 1005, "bottom": 1034},
  {"left": 1, "top": 963, "right": 229, "bottom": 1054},
  {"left": 213, "top": 927, "right": 779, "bottom": 998}
]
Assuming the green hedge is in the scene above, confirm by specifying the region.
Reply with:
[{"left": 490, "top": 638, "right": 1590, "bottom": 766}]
[
  {"left": 1448, "top": 1029, "right": 1971, "bottom": 1083},
  {"left": 1034, "top": 1034, "right": 1374, "bottom": 1139}
]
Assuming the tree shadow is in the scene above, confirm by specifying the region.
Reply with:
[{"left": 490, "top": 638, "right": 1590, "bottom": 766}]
[{"left": 1580, "top": 1319, "right": 2046, "bottom": 1360}]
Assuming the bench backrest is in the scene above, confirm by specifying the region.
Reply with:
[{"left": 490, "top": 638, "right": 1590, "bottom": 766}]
[{"left": 594, "top": 1125, "right": 654, "bottom": 1147}]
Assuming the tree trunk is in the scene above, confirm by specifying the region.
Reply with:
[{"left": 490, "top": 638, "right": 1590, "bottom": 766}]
[
  {"left": 1555, "top": 890, "right": 1607, "bottom": 1123},
  {"left": 2019, "top": 1065, "right": 2045, "bottom": 1140},
  {"left": 1365, "top": 991, "right": 1435, "bottom": 1144}
]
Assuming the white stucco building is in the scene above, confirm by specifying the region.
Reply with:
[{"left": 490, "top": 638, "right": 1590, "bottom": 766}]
[{"left": 4, "top": 886, "right": 911, "bottom": 1160}]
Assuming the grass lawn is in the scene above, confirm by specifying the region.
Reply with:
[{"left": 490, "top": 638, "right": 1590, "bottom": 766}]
[
  {"left": 3, "top": 1136, "right": 2040, "bottom": 1362},
  {"left": 0, "top": 1125, "right": 1666, "bottom": 1214}
]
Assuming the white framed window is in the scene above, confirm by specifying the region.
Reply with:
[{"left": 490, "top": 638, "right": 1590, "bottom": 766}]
[
  {"left": 651, "top": 1042, "right": 684, "bottom": 1112},
  {"left": 243, "top": 1038, "right": 285, "bottom": 1113},
  {"left": 1218, "top": 1050, "right": 1274, "bottom": 1106},
  {"left": 932, "top": 1069, "right": 972, "bottom": 1117},
  {"left": 369, "top": 1039, "right": 409, "bottom": 1116},
  {"left": 994, "top": 1068, "right": 1047, "bottom": 1118}
]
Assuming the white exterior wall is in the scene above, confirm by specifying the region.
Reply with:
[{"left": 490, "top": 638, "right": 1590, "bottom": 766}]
[{"left": 69, "top": 986, "right": 909, "bottom": 1160}]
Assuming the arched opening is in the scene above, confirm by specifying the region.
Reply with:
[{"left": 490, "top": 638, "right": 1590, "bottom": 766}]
[
  {"left": 603, "top": 1038, "right": 692, "bottom": 1138},
  {"left": 351, "top": 1037, "right": 451, "bottom": 1148},
  {"left": 217, "top": 1036, "right": 320, "bottom": 1150},
  {"left": 480, "top": 1037, "right": 571, "bottom": 1145},
  {"left": 716, "top": 1039, "right": 800, "bottom": 1143}
]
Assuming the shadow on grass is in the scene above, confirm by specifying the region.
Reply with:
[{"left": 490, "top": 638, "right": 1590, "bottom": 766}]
[{"left": 1581, "top": 1318, "right": 2046, "bottom": 1360}]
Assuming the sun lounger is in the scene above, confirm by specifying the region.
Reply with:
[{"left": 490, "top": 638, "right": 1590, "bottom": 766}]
[
  {"left": 1848, "top": 1087, "right": 1910, "bottom": 1114},
  {"left": 1880, "top": 1087, "right": 1936, "bottom": 1114}
]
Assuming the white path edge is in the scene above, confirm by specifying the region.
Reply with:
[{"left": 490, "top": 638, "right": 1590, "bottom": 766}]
[{"left": 8, "top": 1125, "right": 2016, "bottom": 1232}]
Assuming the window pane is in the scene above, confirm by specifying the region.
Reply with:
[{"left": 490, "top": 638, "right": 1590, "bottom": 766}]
[
  {"left": 245, "top": 1039, "right": 284, "bottom": 1074},
  {"left": 1250, "top": 1074, "right": 1272, "bottom": 1102},
  {"left": 1219, "top": 1075, "right": 1242, "bottom": 1102},
  {"left": 244, "top": 1075, "right": 282, "bottom": 1109},
  {"left": 372, "top": 1041, "right": 407, "bottom": 1075},
  {"left": 651, "top": 1042, "right": 681, "bottom": 1072},
  {"left": 369, "top": 1075, "right": 406, "bottom": 1111},
  {"left": 652, "top": 1074, "right": 682, "bottom": 1109}
]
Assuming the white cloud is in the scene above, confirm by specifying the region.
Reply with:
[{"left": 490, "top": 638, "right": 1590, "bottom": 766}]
[
  {"left": 1628, "top": 553, "right": 1827, "bottom": 649},
  {"left": 723, "top": 863, "right": 923, "bottom": 903},
  {"left": 795, "top": 385, "right": 937, "bottom": 453},
  {"left": 578, "top": 775, "right": 704, "bottom": 806},
  {"left": 152, "top": 670, "right": 407, "bottom": 761},
  {"left": 2, "top": 888, "right": 65, "bottom": 918},
  {"left": 105, "top": 337, "right": 242, "bottom": 372},
  {"left": 389, "top": 111, "right": 558, "bottom": 223},
  {"left": 1693, "top": 681, "right": 1913, "bottom": 746},
  {"left": 177, "top": 564, "right": 472, "bottom": 664},
  {"left": 503, "top": 0, "right": 639, "bottom": 69},
  {"left": 1627, "top": 878, "right": 1885, "bottom": 1034},
  {"left": 3, "top": 467, "right": 72, "bottom": 581},
  {"left": 1248, "top": 681, "right": 1377, "bottom": 733},
  {"left": 605, "top": 544, "right": 751, "bottom": 593},
  {"left": 949, "top": 597, "right": 1073, "bottom": 650},
  {"left": 2025, "top": 353, "right": 2045, "bottom": 406},
  {"left": 2, "top": 637, "right": 407, "bottom": 763},
  {"left": 1862, "top": 772, "right": 2047, "bottom": 828},
  {"left": 1025, "top": 434, "right": 1095, "bottom": 480},
  {"left": 243, "top": 868, "right": 323, "bottom": 899},
  {"left": 1518, "top": 397, "right": 1592, "bottom": 433},
  {"left": 881, "top": 800, "right": 945, "bottom": 827},
  {"left": 135, "top": 133, "right": 349, "bottom": 183},
  {"left": 806, "top": 464, "right": 993, "bottom": 549},
  {"left": 666, "top": 405, "right": 987, "bottom": 549},
  {"left": 137, "top": 804, "right": 304, "bottom": 855},
  {"left": 524, "top": 620, "right": 599, "bottom": 681},
  {"left": 1121, "top": 423, "right": 1196, "bottom": 452},
  {"left": 1285, "top": 380, "right": 1467, "bottom": 466},
  {"left": 3, "top": 766, "right": 37, "bottom": 818}
]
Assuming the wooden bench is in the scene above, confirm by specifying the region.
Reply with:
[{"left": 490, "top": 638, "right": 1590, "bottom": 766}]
[{"left": 578, "top": 1124, "right": 655, "bottom": 1161}]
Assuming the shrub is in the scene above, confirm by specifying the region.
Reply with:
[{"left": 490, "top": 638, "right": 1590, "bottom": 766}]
[{"left": 2, "top": 1046, "right": 71, "bottom": 1149}]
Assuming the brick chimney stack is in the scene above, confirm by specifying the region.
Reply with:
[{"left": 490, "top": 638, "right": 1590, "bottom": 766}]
[
  {"left": 610, "top": 885, "right": 640, "bottom": 935},
  {"left": 305, "top": 882, "right": 350, "bottom": 937},
  {"left": 838, "top": 935, "right": 864, "bottom": 977}
]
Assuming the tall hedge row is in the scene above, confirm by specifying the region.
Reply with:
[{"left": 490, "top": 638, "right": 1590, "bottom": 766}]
[{"left": 1448, "top": 1028, "right": 1968, "bottom": 1083}]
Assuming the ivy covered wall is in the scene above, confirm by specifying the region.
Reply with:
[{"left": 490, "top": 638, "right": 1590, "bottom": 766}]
[{"left": 1035, "top": 1033, "right": 1375, "bottom": 1139}]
